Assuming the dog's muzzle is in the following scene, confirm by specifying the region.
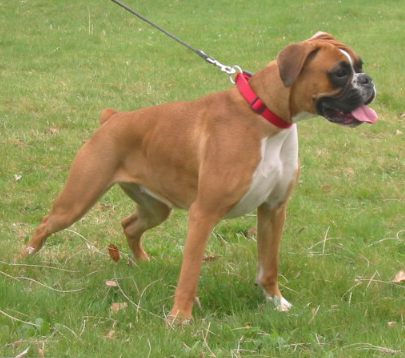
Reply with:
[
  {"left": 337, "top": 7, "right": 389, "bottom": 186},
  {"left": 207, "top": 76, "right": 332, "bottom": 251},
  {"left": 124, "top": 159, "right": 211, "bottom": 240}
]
[{"left": 317, "top": 73, "right": 378, "bottom": 127}]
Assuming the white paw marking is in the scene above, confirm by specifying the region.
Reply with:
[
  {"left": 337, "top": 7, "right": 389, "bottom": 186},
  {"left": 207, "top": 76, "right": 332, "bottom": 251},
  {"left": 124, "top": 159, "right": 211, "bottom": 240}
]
[
  {"left": 268, "top": 295, "right": 292, "bottom": 312},
  {"left": 26, "top": 246, "right": 35, "bottom": 255}
]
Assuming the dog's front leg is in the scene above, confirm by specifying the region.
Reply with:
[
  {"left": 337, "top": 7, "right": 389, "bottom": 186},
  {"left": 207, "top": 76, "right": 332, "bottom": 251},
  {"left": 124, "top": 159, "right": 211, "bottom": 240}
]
[
  {"left": 256, "top": 202, "right": 292, "bottom": 311},
  {"left": 167, "top": 204, "right": 220, "bottom": 324}
]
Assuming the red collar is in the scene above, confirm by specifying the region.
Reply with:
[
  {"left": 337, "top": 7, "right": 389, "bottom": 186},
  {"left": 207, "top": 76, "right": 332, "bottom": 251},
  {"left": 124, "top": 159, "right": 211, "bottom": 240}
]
[{"left": 235, "top": 72, "right": 293, "bottom": 129}]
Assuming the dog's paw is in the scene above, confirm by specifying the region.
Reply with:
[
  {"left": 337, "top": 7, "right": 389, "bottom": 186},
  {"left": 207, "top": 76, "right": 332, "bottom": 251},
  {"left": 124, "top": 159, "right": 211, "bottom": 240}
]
[
  {"left": 268, "top": 295, "right": 292, "bottom": 312},
  {"left": 166, "top": 309, "right": 193, "bottom": 328},
  {"left": 16, "top": 246, "right": 35, "bottom": 260}
]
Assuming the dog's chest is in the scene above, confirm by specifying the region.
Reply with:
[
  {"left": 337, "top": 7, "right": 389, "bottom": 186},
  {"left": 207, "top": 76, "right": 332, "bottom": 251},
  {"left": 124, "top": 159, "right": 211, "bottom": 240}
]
[{"left": 226, "top": 126, "right": 298, "bottom": 219}]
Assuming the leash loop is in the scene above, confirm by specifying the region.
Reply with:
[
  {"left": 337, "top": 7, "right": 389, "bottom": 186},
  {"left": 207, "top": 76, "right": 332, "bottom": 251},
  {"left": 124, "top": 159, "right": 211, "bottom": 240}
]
[{"left": 229, "top": 65, "right": 243, "bottom": 84}]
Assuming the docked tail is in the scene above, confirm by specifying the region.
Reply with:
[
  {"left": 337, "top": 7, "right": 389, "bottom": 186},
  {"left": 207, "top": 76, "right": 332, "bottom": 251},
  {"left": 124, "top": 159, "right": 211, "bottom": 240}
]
[{"left": 100, "top": 108, "right": 118, "bottom": 125}]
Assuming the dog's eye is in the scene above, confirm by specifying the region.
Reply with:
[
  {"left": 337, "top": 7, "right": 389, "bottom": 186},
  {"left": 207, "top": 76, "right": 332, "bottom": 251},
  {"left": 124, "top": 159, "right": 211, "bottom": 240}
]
[
  {"left": 328, "top": 63, "right": 352, "bottom": 87},
  {"left": 335, "top": 68, "right": 349, "bottom": 78}
]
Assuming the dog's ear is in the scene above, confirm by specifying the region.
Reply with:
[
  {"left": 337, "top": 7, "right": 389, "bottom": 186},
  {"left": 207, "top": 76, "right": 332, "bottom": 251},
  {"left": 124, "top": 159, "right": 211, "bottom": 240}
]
[
  {"left": 277, "top": 43, "right": 318, "bottom": 87},
  {"left": 309, "top": 31, "right": 336, "bottom": 41}
]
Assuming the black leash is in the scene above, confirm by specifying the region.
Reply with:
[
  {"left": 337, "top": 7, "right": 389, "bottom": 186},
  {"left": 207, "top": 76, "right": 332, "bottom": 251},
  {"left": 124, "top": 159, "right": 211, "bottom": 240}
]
[{"left": 110, "top": 0, "right": 249, "bottom": 80}]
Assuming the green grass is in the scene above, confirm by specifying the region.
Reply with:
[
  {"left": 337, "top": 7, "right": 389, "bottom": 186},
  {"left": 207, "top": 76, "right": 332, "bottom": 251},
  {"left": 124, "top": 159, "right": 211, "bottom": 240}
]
[{"left": 1, "top": 0, "right": 404, "bottom": 357}]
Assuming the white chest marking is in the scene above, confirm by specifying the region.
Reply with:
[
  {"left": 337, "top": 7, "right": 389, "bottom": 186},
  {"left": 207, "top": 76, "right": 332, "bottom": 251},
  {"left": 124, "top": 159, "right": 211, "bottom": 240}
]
[
  {"left": 226, "top": 126, "right": 299, "bottom": 219},
  {"left": 292, "top": 111, "right": 315, "bottom": 123}
]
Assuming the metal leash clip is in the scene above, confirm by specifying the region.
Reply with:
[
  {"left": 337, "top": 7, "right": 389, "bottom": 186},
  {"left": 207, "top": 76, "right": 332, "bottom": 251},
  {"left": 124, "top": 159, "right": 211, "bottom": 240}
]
[
  {"left": 201, "top": 51, "right": 243, "bottom": 82},
  {"left": 210, "top": 60, "right": 236, "bottom": 75},
  {"left": 201, "top": 53, "right": 234, "bottom": 73}
]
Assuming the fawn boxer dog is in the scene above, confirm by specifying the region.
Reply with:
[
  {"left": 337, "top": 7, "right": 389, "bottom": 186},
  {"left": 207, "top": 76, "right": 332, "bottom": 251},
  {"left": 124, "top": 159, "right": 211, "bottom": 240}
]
[{"left": 21, "top": 32, "right": 377, "bottom": 323}]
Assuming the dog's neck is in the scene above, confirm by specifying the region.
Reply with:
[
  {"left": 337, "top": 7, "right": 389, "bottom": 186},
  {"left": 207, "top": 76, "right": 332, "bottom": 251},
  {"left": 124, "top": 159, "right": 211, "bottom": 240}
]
[{"left": 248, "top": 62, "right": 293, "bottom": 123}]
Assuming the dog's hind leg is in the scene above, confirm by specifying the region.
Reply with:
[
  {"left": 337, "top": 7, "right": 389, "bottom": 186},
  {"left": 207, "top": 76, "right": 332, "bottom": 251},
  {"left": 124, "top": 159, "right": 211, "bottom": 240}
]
[
  {"left": 20, "top": 137, "right": 119, "bottom": 259},
  {"left": 120, "top": 183, "right": 172, "bottom": 261}
]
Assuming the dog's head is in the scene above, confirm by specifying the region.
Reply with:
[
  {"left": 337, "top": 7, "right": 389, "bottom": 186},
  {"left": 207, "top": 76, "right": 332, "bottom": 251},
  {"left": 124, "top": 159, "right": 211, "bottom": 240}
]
[{"left": 277, "top": 32, "right": 377, "bottom": 127}]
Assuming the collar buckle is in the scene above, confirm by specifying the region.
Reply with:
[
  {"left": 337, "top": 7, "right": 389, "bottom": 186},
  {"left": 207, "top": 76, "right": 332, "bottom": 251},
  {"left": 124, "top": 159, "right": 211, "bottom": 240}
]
[
  {"left": 249, "top": 97, "right": 266, "bottom": 114},
  {"left": 235, "top": 72, "right": 293, "bottom": 129}
]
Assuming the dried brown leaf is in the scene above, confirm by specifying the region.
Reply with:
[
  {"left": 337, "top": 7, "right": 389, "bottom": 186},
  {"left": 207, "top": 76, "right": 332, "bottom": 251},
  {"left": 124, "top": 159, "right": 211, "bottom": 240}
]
[
  {"left": 105, "top": 329, "right": 116, "bottom": 340},
  {"left": 110, "top": 302, "right": 128, "bottom": 313},
  {"left": 108, "top": 244, "right": 120, "bottom": 262},
  {"left": 105, "top": 280, "right": 119, "bottom": 287},
  {"left": 202, "top": 254, "right": 222, "bottom": 262},
  {"left": 47, "top": 128, "right": 60, "bottom": 135},
  {"left": 392, "top": 270, "right": 405, "bottom": 283},
  {"left": 345, "top": 167, "right": 355, "bottom": 176}
]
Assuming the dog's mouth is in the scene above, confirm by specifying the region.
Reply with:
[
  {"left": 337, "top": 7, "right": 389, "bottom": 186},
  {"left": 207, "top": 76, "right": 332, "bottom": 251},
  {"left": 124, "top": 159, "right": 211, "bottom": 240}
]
[
  {"left": 317, "top": 91, "right": 378, "bottom": 128},
  {"left": 321, "top": 103, "right": 378, "bottom": 127}
]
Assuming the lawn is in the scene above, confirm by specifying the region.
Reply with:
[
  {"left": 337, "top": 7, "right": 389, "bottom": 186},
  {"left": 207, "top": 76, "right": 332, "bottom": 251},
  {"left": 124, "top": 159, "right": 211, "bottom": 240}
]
[{"left": 0, "top": 0, "right": 404, "bottom": 357}]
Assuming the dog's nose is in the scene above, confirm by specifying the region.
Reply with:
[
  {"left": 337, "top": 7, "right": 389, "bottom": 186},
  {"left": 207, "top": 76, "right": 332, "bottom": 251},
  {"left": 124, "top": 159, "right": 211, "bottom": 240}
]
[{"left": 357, "top": 73, "right": 373, "bottom": 87}]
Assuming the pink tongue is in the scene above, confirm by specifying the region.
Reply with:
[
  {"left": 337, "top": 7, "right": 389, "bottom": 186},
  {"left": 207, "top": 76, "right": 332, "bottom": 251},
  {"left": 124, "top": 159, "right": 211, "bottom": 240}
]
[{"left": 351, "top": 105, "right": 378, "bottom": 123}]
